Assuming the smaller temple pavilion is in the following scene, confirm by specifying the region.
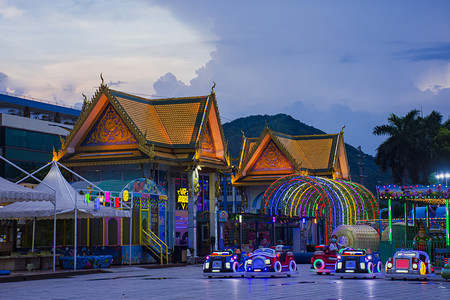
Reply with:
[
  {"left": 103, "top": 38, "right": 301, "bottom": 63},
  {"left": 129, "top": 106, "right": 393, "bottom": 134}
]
[
  {"left": 233, "top": 127, "right": 351, "bottom": 209},
  {"left": 230, "top": 127, "right": 377, "bottom": 252},
  {"left": 54, "top": 80, "right": 230, "bottom": 261}
]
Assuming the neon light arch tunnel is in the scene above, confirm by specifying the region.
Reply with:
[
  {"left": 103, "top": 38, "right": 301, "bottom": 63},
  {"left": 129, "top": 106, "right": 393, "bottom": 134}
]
[{"left": 261, "top": 174, "right": 379, "bottom": 241}]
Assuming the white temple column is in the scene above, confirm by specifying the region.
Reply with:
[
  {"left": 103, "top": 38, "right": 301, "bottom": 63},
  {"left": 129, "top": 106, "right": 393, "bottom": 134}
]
[
  {"left": 168, "top": 176, "right": 176, "bottom": 248},
  {"left": 209, "top": 172, "right": 218, "bottom": 250},
  {"left": 188, "top": 168, "right": 198, "bottom": 256}
]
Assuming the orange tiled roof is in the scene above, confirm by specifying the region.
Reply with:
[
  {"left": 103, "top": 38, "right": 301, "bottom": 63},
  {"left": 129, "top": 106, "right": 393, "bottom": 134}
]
[
  {"left": 238, "top": 137, "right": 258, "bottom": 169},
  {"left": 111, "top": 90, "right": 208, "bottom": 148},
  {"left": 113, "top": 95, "right": 172, "bottom": 145},
  {"left": 275, "top": 133, "right": 336, "bottom": 170},
  {"left": 234, "top": 129, "right": 341, "bottom": 184},
  {"left": 58, "top": 85, "right": 228, "bottom": 168}
]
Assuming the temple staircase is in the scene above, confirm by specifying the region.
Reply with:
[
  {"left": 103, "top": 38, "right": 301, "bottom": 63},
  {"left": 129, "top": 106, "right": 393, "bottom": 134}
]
[{"left": 141, "top": 228, "right": 169, "bottom": 264}]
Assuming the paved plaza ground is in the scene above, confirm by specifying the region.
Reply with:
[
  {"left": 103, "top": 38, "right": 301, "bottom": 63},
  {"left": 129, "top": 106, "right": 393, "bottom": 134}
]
[{"left": 1, "top": 264, "right": 449, "bottom": 300}]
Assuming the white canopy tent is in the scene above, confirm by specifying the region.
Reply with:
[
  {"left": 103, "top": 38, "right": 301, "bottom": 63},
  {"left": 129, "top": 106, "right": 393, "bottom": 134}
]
[
  {"left": 0, "top": 177, "right": 55, "bottom": 204},
  {"left": 0, "top": 155, "right": 57, "bottom": 271},
  {"left": 0, "top": 160, "right": 132, "bottom": 271},
  {"left": 0, "top": 163, "right": 130, "bottom": 219}
]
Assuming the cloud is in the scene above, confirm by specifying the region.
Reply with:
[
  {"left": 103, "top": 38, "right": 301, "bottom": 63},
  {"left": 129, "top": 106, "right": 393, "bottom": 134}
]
[
  {"left": 0, "top": 72, "right": 7, "bottom": 91},
  {"left": 108, "top": 80, "right": 127, "bottom": 87},
  {"left": 153, "top": 72, "right": 188, "bottom": 98},
  {"left": 0, "top": 71, "right": 25, "bottom": 95},
  {"left": 2, "top": 1, "right": 450, "bottom": 156},
  {"left": 282, "top": 101, "right": 387, "bottom": 156},
  {"left": 0, "top": 0, "right": 24, "bottom": 19},
  {"left": 396, "top": 44, "right": 450, "bottom": 61},
  {"left": 0, "top": 0, "right": 215, "bottom": 104},
  {"left": 432, "top": 88, "right": 450, "bottom": 114},
  {"left": 148, "top": 1, "right": 450, "bottom": 155}
]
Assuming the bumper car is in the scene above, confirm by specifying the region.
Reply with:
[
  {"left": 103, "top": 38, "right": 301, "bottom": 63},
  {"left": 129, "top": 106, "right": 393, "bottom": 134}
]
[
  {"left": 246, "top": 246, "right": 298, "bottom": 278},
  {"left": 310, "top": 245, "right": 338, "bottom": 275},
  {"left": 335, "top": 249, "right": 383, "bottom": 279},
  {"left": 203, "top": 249, "right": 248, "bottom": 278},
  {"left": 385, "top": 250, "right": 435, "bottom": 280}
]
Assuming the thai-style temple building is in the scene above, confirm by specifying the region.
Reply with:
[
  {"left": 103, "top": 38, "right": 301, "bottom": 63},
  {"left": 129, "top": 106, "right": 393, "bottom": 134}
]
[
  {"left": 230, "top": 127, "right": 377, "bottom": 252},
  {"left": 54, "top": 82, "right": 230, "bottom": 261},
  {"left": 233, "top": 127, "right": 351, "bottom": 210}
]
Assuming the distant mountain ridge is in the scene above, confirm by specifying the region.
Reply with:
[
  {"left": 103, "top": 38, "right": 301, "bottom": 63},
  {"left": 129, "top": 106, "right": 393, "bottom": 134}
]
[{"left": 222, "top": 113, "right": 391, "bottom": 193}]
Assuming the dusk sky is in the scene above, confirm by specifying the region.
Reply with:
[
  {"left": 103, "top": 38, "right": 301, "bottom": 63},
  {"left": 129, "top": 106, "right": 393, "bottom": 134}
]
[{"left": 1, "top": 0, "right": 450, "bottom": 155}]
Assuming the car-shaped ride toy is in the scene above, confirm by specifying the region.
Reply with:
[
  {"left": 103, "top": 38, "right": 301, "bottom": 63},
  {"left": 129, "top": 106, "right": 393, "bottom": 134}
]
[
  {"left": 310, "top": 245, "right": 339, "bottom": 275},
  {"left": 246, "top": 246, "right": 297, "bottom": 277},
  {"left": 335, "top": 249, "right": 383, "bottom": 278},
  {"left": 203, "top": 250, "right": 248, "bottom": 278},
  {"left": 385, "top": 250, "right": 435, "bottom": 280}
]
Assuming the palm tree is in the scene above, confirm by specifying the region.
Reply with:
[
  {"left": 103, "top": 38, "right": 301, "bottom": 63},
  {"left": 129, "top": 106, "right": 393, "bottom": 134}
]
[
  {"left": 416, "top": 111, "right": 443, "bottom": 182},
  {"left": 373, "top": 110, "right": 446, "bottom": 185},
  {"left": 373, "top": 110, "right": 422, "bottom": 184},
  {"left": 433, "top": 119, "right": 450, "bottom": 169}
]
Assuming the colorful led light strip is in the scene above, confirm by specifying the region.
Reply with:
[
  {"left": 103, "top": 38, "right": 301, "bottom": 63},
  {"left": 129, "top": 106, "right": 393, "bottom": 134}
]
[{"left": 261, "top": 174, "right": 379, "bottom": 241}]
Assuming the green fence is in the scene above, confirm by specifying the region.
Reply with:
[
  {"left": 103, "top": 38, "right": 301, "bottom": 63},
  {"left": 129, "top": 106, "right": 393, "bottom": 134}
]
[{"left": 379, "top": 241, "right": 450, "bottom": 267}]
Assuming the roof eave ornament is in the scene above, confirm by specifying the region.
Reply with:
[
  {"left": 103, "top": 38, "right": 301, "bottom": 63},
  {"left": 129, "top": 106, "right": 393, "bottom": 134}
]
[
  {"left": 211, "top": 81, "right": 216, "bottom": 95},
  {"left": 100, "top": 73, "right": 106, "bottom": 88},
  {"left": 340, "top": 125, "right": 346, "bottom": 134}
]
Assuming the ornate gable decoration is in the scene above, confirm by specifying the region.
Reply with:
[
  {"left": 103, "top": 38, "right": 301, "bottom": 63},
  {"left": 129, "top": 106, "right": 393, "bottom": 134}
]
[
  {"left": 200, "top": 123, "right": 216, "bottom": 157},
  {"left": 249, "top": 140, "right": 294, "bottom": 172},
  {"left": 80, "top": 103, "right": 138, "bottom": 147}
]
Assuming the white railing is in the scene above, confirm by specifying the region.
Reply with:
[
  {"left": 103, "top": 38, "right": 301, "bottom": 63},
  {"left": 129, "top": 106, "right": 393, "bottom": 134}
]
[{"left": 0, "top": 90, "right": 81, "bottom": 110}]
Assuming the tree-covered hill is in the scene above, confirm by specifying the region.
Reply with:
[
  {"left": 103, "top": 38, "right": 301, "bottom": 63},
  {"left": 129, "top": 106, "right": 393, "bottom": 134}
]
[{"left": 222, "top": 113, "right": 391, "bottom": 193}]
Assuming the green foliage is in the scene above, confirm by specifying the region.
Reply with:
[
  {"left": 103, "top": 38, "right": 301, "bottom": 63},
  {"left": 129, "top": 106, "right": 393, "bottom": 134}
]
[
  {"left": 428, "top": 172, "right": 439, "bottom": 185},
  {"left": 223, "top": 113, "right": 391, "bottom": 193},
  {"left": 433, "top": 126, "right": 450, "bottom": 166},
  {"left": 373, "top": 110, "right": 449, "bottom": 185}
]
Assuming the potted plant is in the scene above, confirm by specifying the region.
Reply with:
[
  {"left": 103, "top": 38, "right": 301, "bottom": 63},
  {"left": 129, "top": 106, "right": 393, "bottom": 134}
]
[{"left": 442, "top": 263, "right": 450, "bottom": 280}]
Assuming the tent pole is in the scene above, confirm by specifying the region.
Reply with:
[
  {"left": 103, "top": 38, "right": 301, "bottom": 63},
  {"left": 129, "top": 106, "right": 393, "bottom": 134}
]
[
  {"left": 32, "top": 217, "right": 36, "bottom": 252},
  {"left": 130, "top": 193, "right": 133, "bottom": 266},
  {"left": 56, "top": 161, "right": 105, "bottom": 193},
  {"left": 74, "top": 190, "right": 78, "bottom": 271},
  {"left": 53, "top": 202, "right": 56, "bottom": 272},
  {"left": 16, "top": 161, "right": 53, "bottom": 184},
  {"left": 0, "top": 156, "right": 55, "bottom": 193}
]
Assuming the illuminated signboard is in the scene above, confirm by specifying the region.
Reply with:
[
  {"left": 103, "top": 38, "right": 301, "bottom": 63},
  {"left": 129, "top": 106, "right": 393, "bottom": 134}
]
[{"left": 177, "top": 188, "right": 188, "bottom": 210}]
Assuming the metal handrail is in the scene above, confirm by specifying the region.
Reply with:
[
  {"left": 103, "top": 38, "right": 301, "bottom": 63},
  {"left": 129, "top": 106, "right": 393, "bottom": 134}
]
[
  {"left": 141, "top": 229, "right": 168, "bottom": 264},
  {"left": 149, "top": 229, "right": 169, "bottom": 264},
  {"left": 148, "top": 229, "right": 169, "bottom": 261}
]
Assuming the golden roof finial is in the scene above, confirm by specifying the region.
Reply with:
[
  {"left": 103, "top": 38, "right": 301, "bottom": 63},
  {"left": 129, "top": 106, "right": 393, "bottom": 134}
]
[
  {"left": 82, "top": 93, "right": 87, "bottom": 102},
  {"left": 265, "top": 120, "right": 269, "bottom": 129},
  {"left": 340, "top": 125, "right": 346, "bottom": 134},
  {"left": 100, "top": 73, "right": 105, "bottom": 87},
  {"left": 241, "top": 129, "right": 245, "bottom": 138},
  {"left": 211, "top": 81, "right": 216, "bottom": 94}
]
